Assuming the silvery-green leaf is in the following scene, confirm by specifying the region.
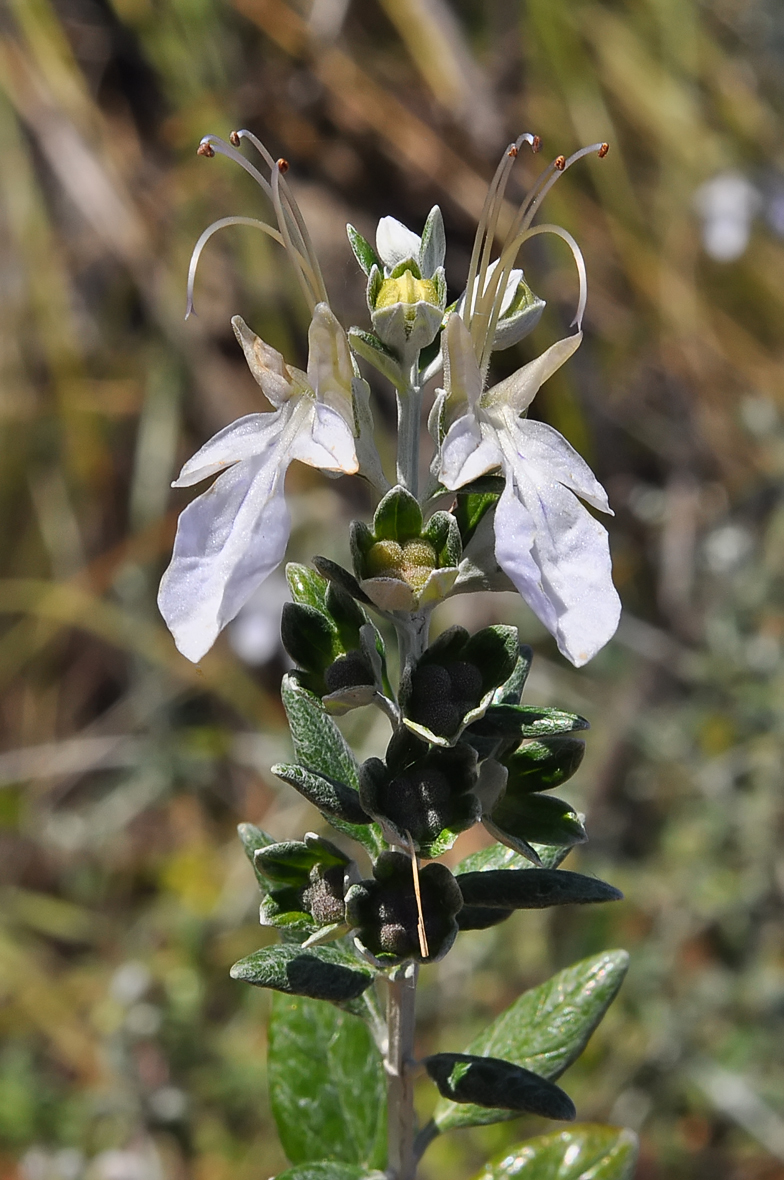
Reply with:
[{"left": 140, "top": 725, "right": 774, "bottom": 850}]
[
  {"left": 455, "top": 869, "right": 622, "bottom": 910},
  {"left": 419, "top": 205, "right": 446, "bottom": 278},
  {"left": 237, "top": 822, "right": 277, "bottom": 891},
  {"left": 455, "top": 842, "right": 572, "bottom": 874},
  {"left": 269, "top": 994, "right": 386, "bottom": 1167},
  {"left": 434, "top": 951, "right": 630, "bottom": 1130},
  {"left": 346, "top": 224, "right": 381, "bottom": 276},
  {"left": 473, "top": 1124, "right": 639, "bottom": 1180},
  {"left": 348, "top": 328, "right": 405, "bottom": 391},
  {"left": 230, "top": 944, "right": 373, "bottom": 1003}
]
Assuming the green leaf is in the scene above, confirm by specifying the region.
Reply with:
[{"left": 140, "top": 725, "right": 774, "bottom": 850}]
[
  {"left": 275, "top": 1166, "right": 385, "bottom": 1180},
  {"left": 424, "top": 1054, "right": 574, "bottom": 1121},
  {"left": 325, "top": 583, "right": 367, "bottom": 651},
  {"left": 281, "top": 603, "right": 338, "bottom": 673},
  {"left": 272, "top": 764, "right": 371, "bottom": 827},
  {"left": 471, "top": 705, "right": 590, "bottom": 741},
  {"left": 346, "top": 224, "right": 380, "bottom": 276},
  {"left": 463, "top": 626, "right": 519, "bottom": 695},
  {"left": 312, "top": 556, "right": 373, "bottom": 605},
  {"left": 348, "top": 327, "right": 405, "bottom": 391},
  {"left": 505, "top": 738, "right": 586, "bottom": 794},
  {"left": 237, "top": 822, "right": 277, "bottom": 891},
  {"left": 434, "top": 950, "right": 630, "bottom": 1131},
  {"left": 419, "top": 205, "right": 445, "bottom": 277},
  {"left": 287, "top": 563, "right": 329, "bottom": 610},
  {"left": 454, "top": 491, "right": 499, "bottom": 546},
  {"left": 455, "top": 869, "right": 622, "bottom": 910},
  {"left": 372, "top": 485, "right": 423, "bottom": 543},
  {"left": 281, "top": 675, "right": 360, "bottom": 789},
  {"left": 493, "top": 645, "right": 533, "bottom": 705},
  {"left": 269, "top": 994, "right": 386, "bottom": 1168},
  {"left": 256, "top": 836, "right": 348, "bottom": 886},
  {"left": 455, "top": 842, "right": 572, "bottom": 874},
  {"left": 230, "top": 944, "right": 373, "bottom": 1003},
  {"left": 490, "top": 793, "right": 587, "bottom": 848},
  {"left": 473, "top": 1125, "right": 639, "bottom": 1180}
]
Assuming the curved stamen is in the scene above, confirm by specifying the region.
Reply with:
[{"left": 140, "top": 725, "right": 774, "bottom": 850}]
[
  {"left": 198, "top": 135, "right": 272, "bottom": 199},
  {"left": 270, "top": 159, "right": 320, "bottom": 313},
  {"left": 515, "top": 143, "right": 608, "bottom": 240},
  {"left": 185, "top": 216, "right": 285, "bottom": 318},
  {"left": 464, "top": 133, "right": 540, "bottom": 335},
  {"left": 479, "top": 222, "right": 587, "bottom": 377},
  {"left": 233, "top": 129, "right": 329, "bottom": 308}
]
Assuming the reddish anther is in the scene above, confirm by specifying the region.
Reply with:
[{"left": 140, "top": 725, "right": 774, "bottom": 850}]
[
  {"left": 277, "top": 158, "right": 289, "bottom": 173},
  {"left": 229, "top": 130, "right": 241, "bottom": 147},
  {"left": 508, "top": 145, "right": 519, "bottom": 158},
  {"left": 532, "top": 135, "right": 542, "bottom": 153},
  {"left": 197, "top": 142, "right": 215, "bottom": 158},
  {"left": 598, "top": 142, "right": 610, "bottom": 158},
  {"left": 554, "top": 155, "right": 566, "bottom": 171}
]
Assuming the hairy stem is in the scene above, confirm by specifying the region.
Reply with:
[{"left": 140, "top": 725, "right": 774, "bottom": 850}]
[
  {"left": 396, "top": 373, "right": 421, "bottom": 498},
  {"left": 386, "top": 962, "right": 419, "bottom": 1180}
]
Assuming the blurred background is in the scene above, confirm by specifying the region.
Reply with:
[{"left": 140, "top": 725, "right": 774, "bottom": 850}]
[{"left": 1, "top": 0, "right": 784, "bottom": 1178}]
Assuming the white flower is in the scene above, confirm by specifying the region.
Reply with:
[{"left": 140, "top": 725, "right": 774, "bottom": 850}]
[
  {"left": 439, "top": 313, "right": 620, "bottom": 667},
  {"left": 158, "top": 304, "right": 358, "bottom": 663}
]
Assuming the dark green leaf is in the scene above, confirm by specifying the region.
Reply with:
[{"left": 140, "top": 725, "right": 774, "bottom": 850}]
[
  {"left": 456, "top": 905, "right": 513, "bottom": 931},
  {"left": 454, "top": 491, "right": 500, "bottom": 546},
  {"left": 286, "top": 563, "right": 329, "bottom": 610},
  {"left": 325, "top": 583, "right": 367, "bottom": 650},
  {"left": 463, "top": 626, "right": 519, "bottom": 695},
  {"left": 272, "top": 764, "right": 371, "bottom": 827},
  {"left": 256, "top": 836, "right": 348, "bottom": 885},
  {"left": 471, "top": 705, "right": 590, "bottom": 741},
  {"left": 372, "top": 485, "right": 423, "bottom": 543},
  {"left": 425, "top": 1054, "right": 574, "bottom": 1121},
  {"left": 492, "top": 646, "right": 533, "bottom": 705},
  {"left": 490, "top": 793, "right": 587, "bottom": 848},
  {"left": 269, "top": 994, "right": 386, "bottom": 1168},
  {"left": 230, "top": 945, "right": 373, "bottom": 1002},
  {"left": 434, "top": 950, "right": 629, "bottom": 1130},
  {"left": 281, "top": 675, "right": 360, "bottom": 789},
  {"left": 312, "top": 556, "right": 372, "bottom": 605},
  {"left": 281, "top": 603, "right": 337, "bottom": 673},
  {"left": 473, "top": 1124, "right": 639, "bottom": 1180},
  {"left": 456, "top": 869, "right": 622, "bottom": 910},
  {"left": 346, "top": 224, "right": 380, "bottom": 276},
  {"left": 505, "top": 738, "right": 586, "bottom": 794},
  {"left": 455, "top": 842, "right": 572, "bottom": 874},
  {"left": 237, "top": 822, "right": 277, "bottom": 891}
]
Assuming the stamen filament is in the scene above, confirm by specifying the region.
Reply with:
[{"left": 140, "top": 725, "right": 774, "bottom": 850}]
[
  {"left": 198, "top": 135, "right": 272, "bottom": 199},
  {"left": 235, "top": 129, "right": 329, "bottom": 307},
  {"left": 479, "top": 222, "right": 587, "bottom": 376},
  {"left": 271, "top": 159, "right": 320, "bottom": 313},
  {"left": 186, "top": 216, "right": 285, "bottom": 318},
  {"left": 464, "top": 133, "right": 539, "bottom": 337}
]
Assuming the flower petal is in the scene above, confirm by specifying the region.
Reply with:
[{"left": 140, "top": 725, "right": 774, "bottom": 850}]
[
  {"left": 291, "top": 402, "right": 359, "bottom": 473},
  {"left": 306, "top": 303, "right": 355, "bottom": 428},
  {"left": 443, "top": 312, "right": 483, "bottom": 426},
  {"left": 494, "top": 462, "right": 621, "bottom": 667},
  {"left": 512, "top": 418, "right": 613, "bottom": 513},
  {"left": 440, "top": 415, "right": 501, "bottom": 489},
  {"left": 173, "top": 411, "right": 287, "bottom": 488},
  {"left": 232, "top": 316, "right": 303, "bottom": 407},
  {"left": 482, "top": 331, "right": 583, "bottom": 415},
  {"left": 375, "top": 216, "right": 422, "bottom": 271},
  {"left": 158, "top": 452, "right": 291, "bottom": 662}
]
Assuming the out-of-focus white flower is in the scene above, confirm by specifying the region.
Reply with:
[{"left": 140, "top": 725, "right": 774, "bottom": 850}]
[
  {"left": 228, "top": 568, "right": 291, "bottom": 665},
  {"left": 693, "top": 171, "right": 761, "bottom": 262},
  {"left": 438, "top": 313, "right": 620, "bottom": 667},
  {"left": 158, "top": 304, "right": 358, "bottom": 663}
]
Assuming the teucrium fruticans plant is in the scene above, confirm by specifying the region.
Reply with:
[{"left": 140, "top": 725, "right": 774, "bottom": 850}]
[{"left": 158, "top": 128, "right": 636, "bottom": 1180}]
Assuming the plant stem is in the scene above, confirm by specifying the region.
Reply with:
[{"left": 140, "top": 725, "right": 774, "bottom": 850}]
[
  {"left": 396, "top": 373, "right": 421, "bottom": 498},
  {"left": 386, "top": 962, "right": 419, "bottom": 1180}
]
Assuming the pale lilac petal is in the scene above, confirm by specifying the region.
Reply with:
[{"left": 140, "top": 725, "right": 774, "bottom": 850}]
[
  {"left": 482, "top": 331, "right": 583, "bottom": 415},
  {"left": 158, "top": 454, "right": 290, "bottom": 662},
  {"left": 375, "top": 216, "right": 421, "bottom": 270},
  {"left": 290, "top": 402, "right": 358, "bottom": 473},
  {"left": 443, "top": 312, "right": 483, "bottom": 426},
  {"left": 306, "top": 303, "right": 355, "bottom": 427},
  {"left": 511, "top": 418, "right": 612, "bottom": 513},
  {"left": 494, "top": 461, "right": 620, "bottom": 667},
  {"left": 173, "top": 411, "right": 285, "bottom": 488},
  {"left": 440, "top": 416, "right": 501, "bottom": 489}
]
